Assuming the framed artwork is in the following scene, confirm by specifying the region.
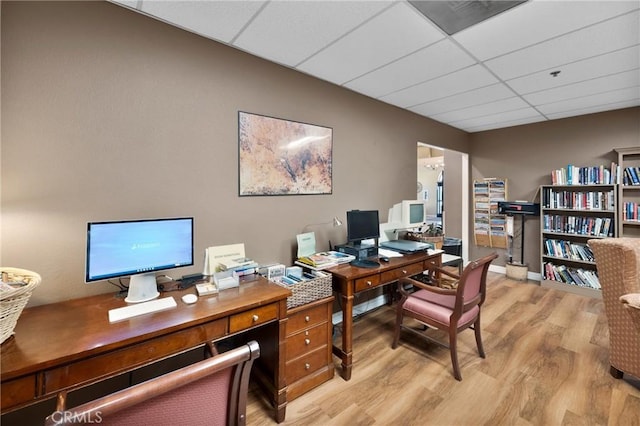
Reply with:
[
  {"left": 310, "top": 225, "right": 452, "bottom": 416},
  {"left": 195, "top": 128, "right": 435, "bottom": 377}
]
[{"left": 238, "top": 111, "right": 333, "bottom": 196}]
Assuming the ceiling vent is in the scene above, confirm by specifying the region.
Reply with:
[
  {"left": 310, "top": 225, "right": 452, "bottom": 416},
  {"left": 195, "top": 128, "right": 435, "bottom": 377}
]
[{"left": 409, "top": 0, "right": 528, "bottom": 35}]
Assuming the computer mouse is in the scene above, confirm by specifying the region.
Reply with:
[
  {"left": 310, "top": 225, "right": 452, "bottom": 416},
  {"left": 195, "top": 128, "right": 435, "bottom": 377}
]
[
  {"left": 380, "top": 256, "right": 390, "bottom": 262},
  {"left": 181, "top": 293, "right": 198, "bottom": 304}
]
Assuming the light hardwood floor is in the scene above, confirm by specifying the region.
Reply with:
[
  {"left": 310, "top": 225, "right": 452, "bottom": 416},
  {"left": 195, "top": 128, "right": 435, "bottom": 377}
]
[{"left": 248, "top": 272, "right": 640, "bottom": 425}]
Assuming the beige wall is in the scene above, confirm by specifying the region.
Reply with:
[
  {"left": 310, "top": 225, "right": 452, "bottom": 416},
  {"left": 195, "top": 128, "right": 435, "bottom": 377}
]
[
  {"left": 1, "top": 1, "right": 469, "bottom": 305},
  {"left": 469, "top": 107, "right": 640, "bottom": 272}
]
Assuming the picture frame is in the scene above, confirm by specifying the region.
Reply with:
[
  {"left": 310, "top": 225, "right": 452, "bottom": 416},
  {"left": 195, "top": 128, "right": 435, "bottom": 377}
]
[{"left": 238, "top": 111, "right": 333, "bottom": 196}]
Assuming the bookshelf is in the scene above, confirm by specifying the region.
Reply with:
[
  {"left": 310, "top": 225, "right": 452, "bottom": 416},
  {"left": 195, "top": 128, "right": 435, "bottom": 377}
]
[
  {"left": 616, "top": 147, "right": 640, "bottom": 238},
  {"left": 540, "top": 184, "right": 617, "bottom": 298},
  {"left": 473, "top": 178, "right": 508, "bottom": 249}
]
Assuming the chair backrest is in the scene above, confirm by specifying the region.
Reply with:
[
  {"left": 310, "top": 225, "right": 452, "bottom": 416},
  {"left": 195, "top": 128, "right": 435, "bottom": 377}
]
[
  {"left": 455, "top": 252, "right": 499, "bottom": 314},
  {"left": 589, "top": 238, "right": 640, "bottom": 376},
  {"left": 44, "top": 340, "right": 260, "bottom": 426}
]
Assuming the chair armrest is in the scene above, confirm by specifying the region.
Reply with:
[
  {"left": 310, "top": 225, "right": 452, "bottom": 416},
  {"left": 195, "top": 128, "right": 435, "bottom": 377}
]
[
  {"left": 398, "top": 277, "right": 457, "bottom": 296},
  {"left": 620, "top": 293, "right": 640, "bottom": 310},
  {"left": 423, "top": 263, "right": 461, "bottom": 281}
]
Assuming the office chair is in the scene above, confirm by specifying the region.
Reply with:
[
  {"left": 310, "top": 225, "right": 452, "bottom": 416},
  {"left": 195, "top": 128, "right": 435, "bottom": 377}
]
[
  {"left": 44, "top": 340, "right": 260, "bottom": 426},
  {"left": 392, "top": 253, "right": 498, "bottom": 381}
]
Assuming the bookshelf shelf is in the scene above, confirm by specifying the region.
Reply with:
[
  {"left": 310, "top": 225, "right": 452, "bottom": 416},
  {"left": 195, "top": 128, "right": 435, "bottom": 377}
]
[
  {"left": 540, "top": 183, "right": 617, "bottom": 298},
  {"left": 616, "top": 147, "right": 640, "bottom": 237}
]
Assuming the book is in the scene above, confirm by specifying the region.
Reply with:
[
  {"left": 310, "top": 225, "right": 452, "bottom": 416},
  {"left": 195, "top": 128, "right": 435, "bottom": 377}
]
[
  {"left": 195, "top": 282, "right": 218, "bottom": 296},
  {"left": 219, "top": 257, "right": 256, "bottom": 270},
  {"left": 296, "top": 251, "right": 355, "bottom": 270}
]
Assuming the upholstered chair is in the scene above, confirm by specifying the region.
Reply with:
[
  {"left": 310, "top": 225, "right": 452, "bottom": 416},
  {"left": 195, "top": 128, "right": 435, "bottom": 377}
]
[
  {"left": 45, "top": 341, "right": 259, "bottom": 426},
  {"left": 392, "top": 252, "right": 498, "bottom": 381},
  {"left": 620, "top": 293, "right": 640, "bottom": 333},
  {"left": 589, "top": 238, "right": 640, "bottom": 380}
]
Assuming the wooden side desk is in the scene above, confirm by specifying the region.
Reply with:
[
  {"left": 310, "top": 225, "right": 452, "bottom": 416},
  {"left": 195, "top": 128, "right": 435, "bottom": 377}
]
[
  {"left": 327, "top": 250, "right": 442, "bottom": 380},
  {"left": 0, "top": 276, "right": 291, "bottom": 423}
]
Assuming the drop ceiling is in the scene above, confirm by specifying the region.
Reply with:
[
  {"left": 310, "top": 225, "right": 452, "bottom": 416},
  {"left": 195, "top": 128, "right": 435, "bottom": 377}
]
[{"left": 111, "top": 0, "right": 640, "bottom": 133}]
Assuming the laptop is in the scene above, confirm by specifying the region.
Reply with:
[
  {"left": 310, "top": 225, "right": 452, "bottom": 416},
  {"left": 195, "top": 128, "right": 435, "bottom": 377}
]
[{"left": 379, "top": 239, "right": 433, "bottom": 253}]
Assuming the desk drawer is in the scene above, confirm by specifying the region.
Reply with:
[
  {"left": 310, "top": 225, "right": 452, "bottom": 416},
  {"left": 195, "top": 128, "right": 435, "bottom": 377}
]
[
  {"left": 43, "top": 318, "right": 226, "bottom": 395},
  {"left": 1, "top": 375, "right": 35, "bottom": 410},
  {"left": 286, "top": 324, "right": 328, "bottom": 360},
  {"left": 380, "top": 263, "right": 424, "bottom": 283},
  {"left": 286, "top": 345, "right": 328, "bottom": 383},
  {"left": 354, "top": 274, "right": 381, "bottom": 292},
  {"left": 229, "top": 303, "right": 278, "bottom": 333},
  {"left": 287, "top": 303, "right": 328, "bottom": 335}
]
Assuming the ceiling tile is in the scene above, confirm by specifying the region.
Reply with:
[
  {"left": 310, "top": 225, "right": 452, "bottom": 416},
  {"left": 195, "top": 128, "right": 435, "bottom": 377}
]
[
  {"left": 296, "top": 2, "right": 444, "bottom": 85},
  {"left": 485, "top": 10, "right": 640, "bottom": 80},
  {"left": 507, "top": 45, "right": 640, "bottom": 94},
  {"left": 410, "top": 83, "right": 514, "bottom": 116},
  {"left": 449, "top": 107, "right": 544, "bottom": 131},
  {"left": 233, "top": 1, "right": 391, "bottom": 67},
  {"left": 463, "top": 115, "right": 546, "bottom": 133},
  {"left": 545, "top": 99, "right": 640, "bottom": 120},
  {"left": 524, "top": 70, "right": 640, "bottom": 106},
  {"left": 431, "top": 97, "right": 531, "bottom": 123},
  {"left": 345, "top": 39, "right": 475, "bottom": 98},
  {"left": 139, "top": 0, "right": 266, "bottom": 43},
  {"left": 380, "top": 65, "right": 498, "bottom": 108},
  {"left": 454, "top": 0, "right": 640, "bottom": 60},
  {"left": 537, "top": 86, "right": 640, "bottom": 115}
]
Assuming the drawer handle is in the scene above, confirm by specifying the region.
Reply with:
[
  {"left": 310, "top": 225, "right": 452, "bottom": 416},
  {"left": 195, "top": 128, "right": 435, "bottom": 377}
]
[
  {"left": 305, "top": 315, "right": 310, "bottom": 322},
  {"left": 252, "top": 315, "right": 259, "bottom": 322},
  {"left": 305, "top": 338, "right": 311, "bottom": 345},
  {"left": 367, "top": 280, "right": 372, "bottom": 286},
  {"left": 304, "top": 363, "right": 311, "bottom": 370}
]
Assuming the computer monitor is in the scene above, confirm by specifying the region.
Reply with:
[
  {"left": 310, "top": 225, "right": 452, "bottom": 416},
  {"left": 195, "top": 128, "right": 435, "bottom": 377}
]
[
  {"left": 388, "top": 200, "right": 425, "bottom": 229},
  {"left": 346, "top": 210, "right": 380, "bottom": 246},
  {"left": 86, "top": 217, "right": 194, "bottom": 303}
]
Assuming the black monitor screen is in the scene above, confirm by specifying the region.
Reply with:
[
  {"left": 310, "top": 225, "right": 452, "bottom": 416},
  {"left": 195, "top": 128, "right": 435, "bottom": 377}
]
[{"left": 346, "top": 210, "right": 380, "bottom": 245}]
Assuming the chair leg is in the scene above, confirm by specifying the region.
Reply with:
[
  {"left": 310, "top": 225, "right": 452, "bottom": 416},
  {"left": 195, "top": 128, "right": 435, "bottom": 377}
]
[
  {"left": 449, "top": 328, "right": 462, "bottom": 381},
  {"left": 474, "top": 317, "right": 485, "bottom": 358},
  {"left": 610, "top": 365, "right": 623, "bottom": 379}
]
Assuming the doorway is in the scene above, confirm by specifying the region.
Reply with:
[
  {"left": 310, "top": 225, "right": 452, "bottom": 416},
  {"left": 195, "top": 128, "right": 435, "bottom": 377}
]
[{"left": 417, "top": 143, "right": 469, "bottom": 261}]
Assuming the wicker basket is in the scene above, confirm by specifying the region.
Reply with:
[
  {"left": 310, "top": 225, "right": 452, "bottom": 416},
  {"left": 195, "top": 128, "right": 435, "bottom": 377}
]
[
  {"left": 1, "top": 267, "right": 41, "bottom": 344},
  {"left": 274, "top": 273, "right": 332, "bottom": 309}
]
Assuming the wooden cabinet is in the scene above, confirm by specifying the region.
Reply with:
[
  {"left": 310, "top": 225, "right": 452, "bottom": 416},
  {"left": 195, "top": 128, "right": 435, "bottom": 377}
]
[
  {"left": 285, "top": 296, "right": 334, "bottom": 401},
  {"left": 473, "top": 178, "right": 508, "bottom": 248},
  {"left": 616, "top": 147, "right": 640, "bottom": 237},
  {"left": 540, "top": 184, "right": 617, "bottom": 298}
]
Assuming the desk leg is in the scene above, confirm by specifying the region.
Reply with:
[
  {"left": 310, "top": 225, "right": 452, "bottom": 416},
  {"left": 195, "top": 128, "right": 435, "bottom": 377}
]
[{"left": 332, "top": 292, "right": 353, "bottom": 381}]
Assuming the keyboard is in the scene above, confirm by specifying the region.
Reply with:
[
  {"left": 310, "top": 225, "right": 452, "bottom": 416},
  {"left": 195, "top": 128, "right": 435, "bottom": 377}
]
[{"left": 108, "top": 296, "right": 177, "bottom": 323}]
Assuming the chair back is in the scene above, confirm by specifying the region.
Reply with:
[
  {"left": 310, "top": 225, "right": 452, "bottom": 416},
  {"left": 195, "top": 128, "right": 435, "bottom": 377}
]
[
  {"left": 45, "top": 340, "right": 260, "bottom": 426},
  {"left": 589, "top": 238, "right": 640, "bottom": 377},
  {"left": 456, "top": 253, "right": 499, "bottom": 313}
]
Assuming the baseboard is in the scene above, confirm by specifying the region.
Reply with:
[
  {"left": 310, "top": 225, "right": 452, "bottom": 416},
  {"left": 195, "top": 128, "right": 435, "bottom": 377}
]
[{"left": 489, "top": 264, "right": 541, "bottom": 281}]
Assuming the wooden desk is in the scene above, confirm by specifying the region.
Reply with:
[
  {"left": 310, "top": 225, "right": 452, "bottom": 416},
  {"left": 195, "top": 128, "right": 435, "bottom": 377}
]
[
  {"left": 0, "top": 276, "right": 291, "bottom": 423},
  {"left": 327, "top": 251, "right": 442, "bottom": 380}
]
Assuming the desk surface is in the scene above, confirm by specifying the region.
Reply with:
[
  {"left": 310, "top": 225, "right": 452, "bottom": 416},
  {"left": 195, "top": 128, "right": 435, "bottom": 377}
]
[
  {"left": 1, "top": 276, "right": 291, "bottom": 421},
  {"left": 326, "top": 250, "right": 441, "bottom": 281},
  {"left": 1, "top": 277, "right": 289, "bottom": 380}
]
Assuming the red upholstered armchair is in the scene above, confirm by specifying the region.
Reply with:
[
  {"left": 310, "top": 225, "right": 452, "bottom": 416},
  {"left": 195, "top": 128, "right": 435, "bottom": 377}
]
[
  {"left": 392, "top": 253, "right": 498, "bottom": 381},
  {"left": 589, "top": 238, "right": 640, "bottom": 380},
  {"left": 45, "top": 341, "right": 259, "bottom": 426}
]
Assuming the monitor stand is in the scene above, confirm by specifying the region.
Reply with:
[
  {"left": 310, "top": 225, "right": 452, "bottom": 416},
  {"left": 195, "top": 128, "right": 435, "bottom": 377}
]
[
  {"left": 125, "top": 272, "right": 160, "bottom": 303},
  {"left": 350, "top": 258, "right": 380, "bottom": 268}
]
